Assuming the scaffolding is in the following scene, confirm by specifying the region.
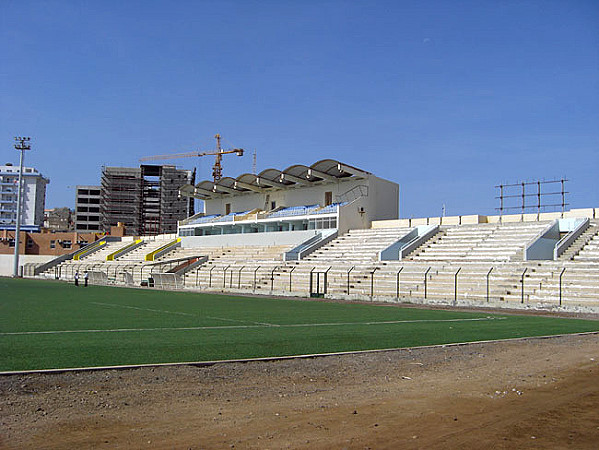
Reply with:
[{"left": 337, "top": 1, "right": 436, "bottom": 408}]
[{"left": 101, "top": 165, "right": 195, "bottom": 236}]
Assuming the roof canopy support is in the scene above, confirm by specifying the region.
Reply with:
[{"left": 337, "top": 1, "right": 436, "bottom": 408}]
[
  {"left": 234, "top": 180, "right": 265, "bottom": 192},
  {"left": 307, "top": 168, "right": 337, "bottom": 182},
  {"left": 280, "top": 173, "right": 309, "bottom": 185}
]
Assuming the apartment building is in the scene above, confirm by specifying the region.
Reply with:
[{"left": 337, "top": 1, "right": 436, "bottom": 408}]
[{"left": 0, "top": 163, "right": 49, "bottom": 231}]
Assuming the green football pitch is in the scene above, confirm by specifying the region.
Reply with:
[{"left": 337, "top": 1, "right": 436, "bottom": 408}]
[{"left": 1, "top": 277, "right": 598, "bottom": 372}]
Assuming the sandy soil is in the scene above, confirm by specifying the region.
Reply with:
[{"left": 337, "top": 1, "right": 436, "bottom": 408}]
[{"left": 1, "top": 332, "right": 598, "bottom": 449}]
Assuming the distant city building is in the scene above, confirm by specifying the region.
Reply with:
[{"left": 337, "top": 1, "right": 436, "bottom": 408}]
[
  {"left": 74, "top": 185, "right": 102, "bottom": 232},
  {"left": 100, "top": 164, "right": 195, "bottom": 236},
  {"left": 44, "top": 207, "right": 73, "bottom": 232},
  {"left": 0, "top": 163, "right": 49, "bottom": 232}
]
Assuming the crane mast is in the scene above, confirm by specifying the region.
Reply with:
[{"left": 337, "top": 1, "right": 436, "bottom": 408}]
[{"left": 139, "top": 134, "right": 244, "bottom": 182}]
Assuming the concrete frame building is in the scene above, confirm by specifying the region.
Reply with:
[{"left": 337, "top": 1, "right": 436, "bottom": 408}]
[
  {"left": 100, "top": 164, "right": 195, "bottom": 236},
  {"left": 0, "top": 163, "right": 49, "bottom": 232},
  {"left": 74, "top": 185, "right": 102, "bottom": 232}
]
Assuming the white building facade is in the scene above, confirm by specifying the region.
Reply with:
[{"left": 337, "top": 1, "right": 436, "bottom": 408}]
[
  {"left": 0, "top": 163, "right": 50, "bottom": 231},
  {"left": 178, "top": 159, "right": 399, "bottom": 237}
]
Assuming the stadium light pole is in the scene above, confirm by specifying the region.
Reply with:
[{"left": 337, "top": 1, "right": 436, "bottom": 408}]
[{"left": 13, "top": 137, "right": 31, "bottom": 278}]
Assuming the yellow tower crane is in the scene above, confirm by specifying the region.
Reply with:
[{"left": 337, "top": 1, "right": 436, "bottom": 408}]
[{"left": 139, "top": 134, "right": 244, "bottom": 182}]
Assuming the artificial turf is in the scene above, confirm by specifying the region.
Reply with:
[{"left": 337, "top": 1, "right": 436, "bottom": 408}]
[{"left": 1, "top": 277, "right": 598, "bottom": 371}]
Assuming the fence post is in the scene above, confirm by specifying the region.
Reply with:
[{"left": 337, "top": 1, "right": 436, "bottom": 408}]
[
  {"left": 559, "top": 267, "right": 566, "bottom": 306},
  {"left": 288, "top": 266, "right": 296, "bottom": 292},
  {"left": 253, "top": 265, "right": 261, "bottom": 291},
  {"left": 424, "top": 267, "right": 431, "bottom": 299},
  {"left": 370, "top": 267, "right": 379, "bottom": 299},
  {"left": 486, "top": 267, "right": 493, "bottom": 302},
  {"left": 270, "top": 266, "right": 278, "bottom": 291},
  {"left": 454, "top": 267, "right": 461, "bottom": 305},
  {"left": 520, "top": 268, "right": 528, "bottom": 303},
  {"left": 347, "top": 266, "right": 355, "bottom": 295},
  {"left": 309, "top": 267, "right": 316, "bottom": 295},
  {"left": 223, "top": 265, "right": 230, "bottom": 289},
  {"left": 324, "top": 266, "right": 331, "bottom": 295},
  {"left": 396, "top": 267, "right": 404, "bottom": 300},
  {"left": 209, "top": 265, "right": 215, "bottom": 288},
  {"left": 238, "top": 266, "right": 245, "bottom": 289}
]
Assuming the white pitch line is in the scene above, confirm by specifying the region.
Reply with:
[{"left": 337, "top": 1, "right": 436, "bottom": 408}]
[
  {"left": 206, "top": 316, "right": 278, "bottom": 327},
  {"left": 91, "top": 301, "right": 276, "bottom": 327},
  {"left": 91, "top": 301, "right": 196, "bottom": 317},
  {"left": 1, "top": 317, "right": 504, "bottom": 336}
]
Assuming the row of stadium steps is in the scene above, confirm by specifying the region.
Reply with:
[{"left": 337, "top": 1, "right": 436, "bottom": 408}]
[
  {"left": 302, "top": 227, "right": 414, "bottom": 264},
  {"left": 76, "top": 240, "right": 127, "bottom": 262},
  {"left": 112, "top": 237, "right": 175, "bottom": 262},
  {"left": 182, "top": 245, "right": 293, "bottom": 290},
  {"left": 37, "top": 236, "right": 177, "bottom": 282},
  {"left": 558, "top": 220, "right": 599, "bottom": 260},
  {"left": 407, "top": 221, "right": 550, "bottom": 262},
  {"left": 247, "top": 220, "right": 599, "bottom": 307},
  {"left": 571, "top": 220, "right": 599, "bottom": 261},
  {"left": 251, "top": 259, "right": 599, "bottom": 308}
]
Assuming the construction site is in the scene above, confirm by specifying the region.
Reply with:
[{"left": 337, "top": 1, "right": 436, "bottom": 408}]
[{"left": 100, "top": 164, "right": 195, "bottom": 236}]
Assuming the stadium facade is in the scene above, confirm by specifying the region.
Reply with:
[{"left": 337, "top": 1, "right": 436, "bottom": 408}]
[{"left": 178, "top": 159, "right": 399, "bottom": 238}]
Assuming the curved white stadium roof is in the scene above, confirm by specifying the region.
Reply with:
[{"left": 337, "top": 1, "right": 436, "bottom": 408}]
[{"left": 182, "top": 159, "right": 371, "bottom": 200}]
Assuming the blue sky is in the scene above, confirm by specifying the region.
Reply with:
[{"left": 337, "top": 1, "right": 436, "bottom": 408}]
[{"left": 1, "top": 0, "right": 598, "bottom": 217}]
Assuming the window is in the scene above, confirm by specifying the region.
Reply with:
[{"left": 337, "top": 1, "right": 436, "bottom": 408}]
[
  {"left": 50, "top": 240, "right": 56, "bottom": 249},
  {"left": 62, "top": 240, "right": 72, "bottom": 249},
  {"left": 27, "top": 238, "right": 34, "bottom": 248},
  {"left": 325, "top": 191, "right": 333, "bottom": 206},
  {"left": 271, "top": 201, "right": 276, "bottom": 210},
  {"left": 225, "top": 203, "right": 231, "bottom": 215},
  {"left": 8, "top": 238, "right": 15, "bottom": 247}
]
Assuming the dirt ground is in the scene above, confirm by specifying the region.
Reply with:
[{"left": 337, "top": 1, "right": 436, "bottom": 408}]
[{"left": 1, "top": 331, "right": 598, "bottom": 449}]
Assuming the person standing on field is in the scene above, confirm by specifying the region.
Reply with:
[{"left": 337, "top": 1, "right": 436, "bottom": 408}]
[
  {"left": 84, "top": 271, "right": 89, "bottom": 287},
  {"left": 74, "top": 271, "right": 79, "bottom": 287}
]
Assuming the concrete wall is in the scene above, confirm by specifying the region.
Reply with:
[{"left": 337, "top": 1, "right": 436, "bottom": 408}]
[
  {"left": 180, "top": 230, "right": 319, "bottom": 248},
  {"left": 372, "top": 207, "right": 597, "bottom": 229},
  {"left": 0, "top": 254, "right": 55, "bottom": 276}
]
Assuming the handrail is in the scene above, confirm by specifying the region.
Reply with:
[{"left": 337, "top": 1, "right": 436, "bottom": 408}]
[
  {"left": 34, "top": 237, "right": 111, "bottom": 275},
  {"left": 73, "top": 239, "right": 108, "bottom": 261},
  {"left": 399, "top": 226, "right": 440, "bottom": 260},
  {"left": 554, "top": 218, "right": 590, "bottom": 260},
  {"left": 106, "top": 239, "right": 143, "bottom": 261},
  {"left": 145, "top": 238, "right": 181, "bottom": 261}
]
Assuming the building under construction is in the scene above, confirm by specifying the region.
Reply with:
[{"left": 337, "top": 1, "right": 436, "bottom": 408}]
[{"left": 100, "top": 165, "right": 195, "bottom": 236}]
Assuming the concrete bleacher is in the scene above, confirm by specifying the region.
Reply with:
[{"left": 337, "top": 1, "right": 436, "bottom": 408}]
[
  {"left": 32, "top": 211, "right": 599, "bottom": 310},
  {"left": 302, "top": 227, "right": 414, "bottom": 264},
  {"left": 408, "top": 221, "right": 550, "bottom": 262}
]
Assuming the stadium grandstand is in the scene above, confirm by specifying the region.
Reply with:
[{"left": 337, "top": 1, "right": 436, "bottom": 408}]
[{"left": 28, "top": 159, "right": 599, "bottom": 311}]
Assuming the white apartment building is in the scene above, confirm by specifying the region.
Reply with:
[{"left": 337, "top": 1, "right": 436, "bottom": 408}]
[{"left": 0, "top": 163, "right": 50, "bottom": 231}]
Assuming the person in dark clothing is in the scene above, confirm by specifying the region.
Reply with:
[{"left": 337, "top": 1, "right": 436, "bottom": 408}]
[{"left": 74, "top": 271, "right": 79, "bottom": 286}]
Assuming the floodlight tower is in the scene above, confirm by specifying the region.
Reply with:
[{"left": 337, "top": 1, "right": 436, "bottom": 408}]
[{"left": 13, "top": 136, "right": 31, "bottom": 277}]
